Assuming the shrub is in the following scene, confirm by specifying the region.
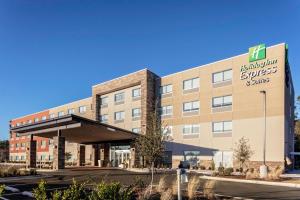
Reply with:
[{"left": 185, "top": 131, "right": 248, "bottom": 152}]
[
  {"left": 0, "top": 184, "right": 5, "bottom": 197},
  {"left": 187, "top": 176, "right": 201, "bottom": 200},
  {"left": 33, "top": 180, "right": 47, "bottom": 200},
  {"left": 94, "top": 181, "right": 133, "bottom": 200},
  {"left": 133, "top": 176, "right": 146, "bottom": 189},
  {"left": 7, "top": 166, "right": 19, "bottom": 176},
  {"left": 267, "top": 166, "right": 283, "bottom": 180},
  {"left": 203, "top": 180, "right": 216, "bottom": 200},
  {"left": 199, "top": 165, "right": 206, "bottom": 170},
  {"left": 224, "top": 168, "right": 233, "bottom": 176},
  {"left": 61, "top": 179, "right": 87, "bottom": 200},
  {"left": 217, "top": 166, "right": 224, "bottom": 174},
  {"left": 157, "top": 175, "right": 167, "bottom": 193},
  {"left": 30, "top": 168, "right": 37, "bottom": 175},
  {"left": 160, "top": 188, "right": 173, "bottom": 200},
  {"left": 211, "top": 162, "right": 215, "bottom": 171},
  {"left": 51, "top": 190, "right": 62, "bottom": 200}
]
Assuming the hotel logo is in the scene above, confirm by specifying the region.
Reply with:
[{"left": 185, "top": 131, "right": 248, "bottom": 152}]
[{"left": 249, "top": 44, "right": 266, "bottom": 62}]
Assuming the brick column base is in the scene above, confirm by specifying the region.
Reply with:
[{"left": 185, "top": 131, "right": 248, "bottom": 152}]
[
  {"left": 77, "top": 145, "right": 85, "bottom": 167},
  {"left": 53, "top": 136, "right": 65, "bottom": 170},
  {"left": 26, "top": 139, "right": 36, "bottom": 168},
  {"left": 91, "top": 144, "right": 99, "bottom": 166}
]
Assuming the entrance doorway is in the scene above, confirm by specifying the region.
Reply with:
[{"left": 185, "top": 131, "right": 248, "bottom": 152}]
[
  {"left": 110, "top": 144, "right": 131, "bottom": 167},
  {"left": 115, "top": 150, "right": 130, "bottom": 167}
]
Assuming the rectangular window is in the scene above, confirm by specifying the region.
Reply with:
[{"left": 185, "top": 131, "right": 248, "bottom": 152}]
[
  {"left": 21, "top": 155, "right": 25, "bottom": 161},
  {"left": 42, "top": 116, "right": 47, "bottom": 121},
  {"left": 161, "top": 105, "right": 173, "bottom": 116},
  {"left": 16, "top": 122, "right": 21, "bottom": 127},
  {"left": 79, "top": 106, "right": 87, "bottom": 113},
  {"left": 41, "top": 140, "right": 47, "bottom": 148},
  {"left": 132, "top": 128, "right": 141, "bottom": 134},
  {"left": 49, "top": 114, "right": 55, "bottom": 119},
  {"left": 58, "top": 111, "right": 65, "bottom": 117},
  {"left": 213, "top": 69, "right": 232, "bottom": 83},
  {"left": 213, "top": 121, "right": 232, "bottom": 132},
  {"left": 132, "top": 88, "right": 141, "bottom": 98},
  {"left": 114, "top": 111, "right": 125, "bottom": 121},
  {"left": 183, "top": 101, "right": 200, "bottom": 112},
  {"left": 183, "top": 78, "right": 199, "bottom": 90},
  {"left": 100, "top": 114, "right": 108, "bottom": 123},
  {"left": 68, "top": 108, "right": 75, "bottom": 114},
  {"left": 34, "top": 118, "right": 39, "bottom": 123},
  {"left": 28, "top": 119, "right": 32, "bottom": 124},
  {"left": 115, "top": 92, "right": 125, "bottom": 102},
  {"left": 160, "top": 84, "right": 173, "bottom": 95},
  {"left": 212, "top": 95, "right": 232, "bottom": 107},
  {"left": 100, "top": 96, "right": 108, "bottom": 106},
  {"left": 132, "top": 108, "right": 141, "bottom": 118},
  {"left": 182, "top": 124, "right": 200, "bottom": 135}
]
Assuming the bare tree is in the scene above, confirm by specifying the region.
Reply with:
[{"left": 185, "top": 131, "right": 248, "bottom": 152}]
[
  {"left": 134, "top": 102, "right": 166, "bottom": 192},
  {"left": 234, "top": 137, "right": 254, "bottom": 171}
]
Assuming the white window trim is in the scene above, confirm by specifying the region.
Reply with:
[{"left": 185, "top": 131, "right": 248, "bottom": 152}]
[
  {"left": 212, "top": 95, "right": 233, "bottom": 108},
  {"left": 160, "top": 84, "right": 173, "bottom": 95},
  {"left": 183, "top": 101, "right": 200, "bottom": 112},
  {"left": 212, "top": 69, "right": 232, "bottom": 83},
  {"left": 182, "top": 124, "right": 200, "bottom": 135},
  {"left": 161, "top": 105, "right": 173, "bottom": 116},
  {"left": 183, "top": 77, "right": 200, "bottom": 91},
  {"left": 212, "top": 121, "right": 232, "bottom": 133}
]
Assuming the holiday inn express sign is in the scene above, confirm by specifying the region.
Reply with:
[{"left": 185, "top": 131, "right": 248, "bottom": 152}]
[{"left": 240, "top": 44, "right": 278, "bottom": 86}]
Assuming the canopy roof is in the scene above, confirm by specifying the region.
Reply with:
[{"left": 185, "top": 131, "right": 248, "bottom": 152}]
[{"left": 10, "top": 115, "right": 138, "bottom": 144}]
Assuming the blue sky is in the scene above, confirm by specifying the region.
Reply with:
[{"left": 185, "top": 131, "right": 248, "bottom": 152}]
[{"left": 0, "top": 0, "right": 299, "bottom": 139}]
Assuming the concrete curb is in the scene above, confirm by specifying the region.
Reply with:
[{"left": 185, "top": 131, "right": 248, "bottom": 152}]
[
  {"left": 200, "top": 175, "right": 300, "bottom": 188},
  {"left": 125, "top": 168, "right": 175, "bottom": 173},
  {"left": 0, "top": 175, "right": 52, "bottom": 183}
]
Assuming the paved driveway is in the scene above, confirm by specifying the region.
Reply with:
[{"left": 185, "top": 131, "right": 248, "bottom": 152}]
[{"left": 1, "top": 167, "right": 300, "bottom": 200}]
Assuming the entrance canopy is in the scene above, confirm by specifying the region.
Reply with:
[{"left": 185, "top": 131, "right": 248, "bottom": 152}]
[{"left": 10, "top": 115, "right": 138, "bottom": 144}]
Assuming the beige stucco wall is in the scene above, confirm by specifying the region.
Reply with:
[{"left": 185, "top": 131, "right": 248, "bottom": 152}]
[
  {"left": 48, "top": 97, "right": 93, "bottom": 120},
  {"left": 160, "top": 43, "right": 290, "bottom": 167}
]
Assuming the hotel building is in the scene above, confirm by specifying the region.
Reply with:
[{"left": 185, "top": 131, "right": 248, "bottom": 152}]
[{"left": 9, "top": 43, "right": 294, "bottom": 170}]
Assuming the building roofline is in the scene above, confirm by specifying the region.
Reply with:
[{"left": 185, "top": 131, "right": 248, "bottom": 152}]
[
  {"left": 160, "top": 43, "right": 286, "bottom": 79},
  {"left": 11, "top": 97, "right": 92, "bottom": 122},
  {"left": 92, "top": 68, "right": 148, "bottom": 88}
]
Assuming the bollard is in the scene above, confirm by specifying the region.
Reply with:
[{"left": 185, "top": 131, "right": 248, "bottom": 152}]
[{"left": 177, "top": 169, "right": 182, "bottom": 200}]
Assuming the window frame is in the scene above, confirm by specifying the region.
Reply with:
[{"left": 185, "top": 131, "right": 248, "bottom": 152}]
[
  {"left": 79, "top": 106, "right": 87, "bottom": 113},
  {"left": 183, "top": 101, "right": 200, "bottom": 112},
  {"left": 160, "top": 84, "right": 173, "bottom": 95},
  {"left": 212, "top": 69, "right": 232, "bottom": 83},
  {"left": 132, "top": 88, "right": 141, "bottom": 98},
  {"left": 132, "top": 108, "right": 141, "bottom": 118},
  {"left": 161, "top": 105, "right": 173, "bottom": 116},
  {"left": 114, "top": 111, "right": 125, "bottom": 121},
  {"left": 114, "top": 92, "right": 125, "bottom": 103},
  {"left": 212, "top": 121, "right": 232, "bottom": 133},
  {"left": 183, "top": 77, "right": 199, "bottom": 90},
  {"left": 100, "top": 96, "right": 108, "bottom": 106},
  {"left": 212, "top": 95, "right": 232, "bottom": 108},
  {"left": 182, "top": 124, "right": 200, "bottom": 135}
]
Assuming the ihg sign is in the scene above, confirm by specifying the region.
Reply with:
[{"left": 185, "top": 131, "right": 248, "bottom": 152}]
[{"left": 240, "top": 44, "right": 278, "bottom": 86}]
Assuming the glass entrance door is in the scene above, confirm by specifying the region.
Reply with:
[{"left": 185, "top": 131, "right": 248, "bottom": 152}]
[
  {"left": 115, "top": 150, "right": 130, "bottom": 167},
  {"left": 109, "top": 144, "right": 131, "bottom": 167}
]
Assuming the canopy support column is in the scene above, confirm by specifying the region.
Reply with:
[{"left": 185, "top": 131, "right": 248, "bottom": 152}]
[
  {"left": 26, "top": 134, "right": 36, "bottom": 168},
  {"left": 53, "top": 130, "right": 65, "bottom": 170}
]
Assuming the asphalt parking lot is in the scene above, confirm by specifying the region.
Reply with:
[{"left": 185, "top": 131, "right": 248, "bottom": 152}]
[{"left": 1, "top": 167, "right": 300, "bottom": 200}]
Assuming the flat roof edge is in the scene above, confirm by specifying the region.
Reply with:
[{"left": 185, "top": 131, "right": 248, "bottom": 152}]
[{"left": 160, "top": 43, "right": 286, "bottom": 79}]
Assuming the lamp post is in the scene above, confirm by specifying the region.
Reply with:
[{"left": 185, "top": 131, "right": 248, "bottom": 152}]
[{"left": 259, "top": 90, "right": 267, "bottom": 178}]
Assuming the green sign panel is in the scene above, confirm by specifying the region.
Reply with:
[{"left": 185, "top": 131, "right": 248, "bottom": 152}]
[{"left": 249, "top": 44, "right": 266, "bottom": 62}]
